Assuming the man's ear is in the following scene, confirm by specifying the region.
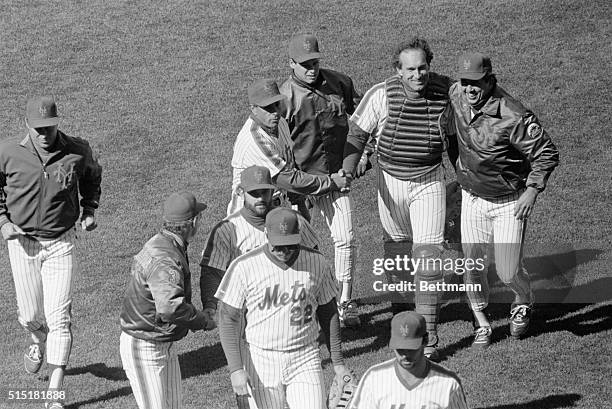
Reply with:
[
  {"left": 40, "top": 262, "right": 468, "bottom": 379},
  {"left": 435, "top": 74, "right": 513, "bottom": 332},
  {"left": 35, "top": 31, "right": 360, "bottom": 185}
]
[
  {"left": 237, "top": 186, "right": 245, "bottom": 197},
  {"left": 289, "top": 59, "right": 297, "bottom": 69}
]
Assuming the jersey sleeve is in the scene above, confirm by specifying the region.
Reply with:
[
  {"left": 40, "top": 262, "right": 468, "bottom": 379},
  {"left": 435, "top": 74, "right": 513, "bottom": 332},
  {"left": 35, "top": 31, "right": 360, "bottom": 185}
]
[
  {"left": 449, "top": 381, "right": 469, "bottom": 409},
  {"left": 350, "top": 83, "right": 386, "bottom": 134},
  {"left": 214, "top": 258, "right": 247, "bottom": 309},
  {"left": 250, "top": 121, "right": 287, "bottom": 178},
  {"left": 297, "top": 215, "right": 320, "bottom": 249},
  {"left": 200, "top": 220, "right": 235, "bottom": 271},
  {"left": 316, "top": 257, "right": 338, "bottom": 306}
]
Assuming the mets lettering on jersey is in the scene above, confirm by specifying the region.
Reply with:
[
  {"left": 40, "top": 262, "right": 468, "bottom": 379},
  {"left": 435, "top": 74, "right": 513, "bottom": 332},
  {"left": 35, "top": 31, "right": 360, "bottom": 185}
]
[{"left": 215, "top": 245, "right": 337, "bottom": 351}]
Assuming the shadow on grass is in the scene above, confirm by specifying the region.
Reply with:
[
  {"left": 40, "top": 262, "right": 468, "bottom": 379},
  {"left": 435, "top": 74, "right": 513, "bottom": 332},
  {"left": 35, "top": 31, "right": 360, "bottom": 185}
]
[
  {"left": 66, "top": 363, "right": 127, "bottom": 381},
  {"left": 474, "top": 392, "right": 581, "bottom": 409},
  {"left": 178, "top": 342, "right": 227, "bottom": 378},
  {"left": 65, "top": 386, "right": 132, "bottom": 409}
]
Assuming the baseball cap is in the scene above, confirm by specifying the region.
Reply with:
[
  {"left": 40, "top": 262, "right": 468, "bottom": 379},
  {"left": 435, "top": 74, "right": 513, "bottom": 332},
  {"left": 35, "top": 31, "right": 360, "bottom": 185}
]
[
  {"left": 163, "top": 191, "right": 207, "bottom": 222},
  {"left": 458, "top": 52, "right": 492, "bottom": 80},
  {"left": 248, "top": 79, "right": 285, "bottom": 107},
  {"left": 26, "top": 96, "right": 59, "bottom": 128},
  {"left": 265, "top": 207, "right": 301, "bottom": 246},
  {"left": 389, "top": 311, "right": 427, "bottom": 349},
  {"left": 289, "top": 34, "right": 321, "bottom": 63},
  {"left": 240, "top": 165, "right": 276, "bottom": 192}
]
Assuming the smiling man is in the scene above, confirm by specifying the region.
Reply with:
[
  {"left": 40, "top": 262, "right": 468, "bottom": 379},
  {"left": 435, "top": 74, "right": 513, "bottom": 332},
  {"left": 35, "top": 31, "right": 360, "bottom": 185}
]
[
  {"left": 449, "top": 52, "right": 559, "bottom": 347},
  {"left": 228, "top": 78, "right": 349, "bottom": 216},
  {"left": 343, "top": 37, "right": 457, "bottom": 360},
  {"left": 349, "top": 311, "right": 468, "bottom": 409}
]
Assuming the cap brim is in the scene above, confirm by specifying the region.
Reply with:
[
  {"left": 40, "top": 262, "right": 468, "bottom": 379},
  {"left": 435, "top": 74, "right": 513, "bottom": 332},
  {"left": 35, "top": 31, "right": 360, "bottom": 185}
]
[
  {"left": 389, "top": 337, "right": 423, "bottom": 350},
  {"left": 256, "top": 94, "right": 285, "bottom": 108},
  {"left": 28, "top": 117, "right": 59, "bottom": 128},
  {"left": 459, "top": 71, "right": 487, "bottom": 80},
  {"left": 244, "top": 183, "right": 276, "bottom": 192},
  {"left": 268, "top": 233, "right": 301, "bottom": 246},
  {"left": 293, "top": 52, "right": 321, "bottom": 64}
]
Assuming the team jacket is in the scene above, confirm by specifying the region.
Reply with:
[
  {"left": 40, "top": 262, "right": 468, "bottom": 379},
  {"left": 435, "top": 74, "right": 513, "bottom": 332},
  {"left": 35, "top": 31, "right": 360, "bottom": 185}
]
[
  {"left": 120, "top": 230, "right": 208, "bottom": 342},
  {"left": 449, "top": 83, "right": 559, "bottom": 198},
  {"left": 0, "top": 132, "right": 102, "bottom": 239},
  {"left": 280, "top": 68, "right": 360, "bottom": 175}
]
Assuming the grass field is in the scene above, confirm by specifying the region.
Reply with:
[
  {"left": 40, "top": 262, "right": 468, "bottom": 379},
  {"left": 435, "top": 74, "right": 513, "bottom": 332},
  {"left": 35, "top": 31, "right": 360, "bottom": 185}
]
[{"left": 0, "top": 0, "right": 610, "bottom": 408}]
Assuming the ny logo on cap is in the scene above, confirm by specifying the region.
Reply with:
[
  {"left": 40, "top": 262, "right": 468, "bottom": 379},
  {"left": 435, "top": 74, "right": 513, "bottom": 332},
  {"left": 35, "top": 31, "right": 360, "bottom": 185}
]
[
  {"left": 279, "top": 221, "right": 289, "bottom": 234},
  {"left": 399, "top": 324, "right": 411, "bottom": 337},
  {"left": 39, "top": 106, "right": 48, "bottom": 117},
  {"left": 303, "top": 40, "right": 315, "bottom": 52},
  {"left": 463, "top": 59, "right": 471, "bottom": 71},
  {"left": 255, "top": 169, "right": 265, "bottom": 182}
]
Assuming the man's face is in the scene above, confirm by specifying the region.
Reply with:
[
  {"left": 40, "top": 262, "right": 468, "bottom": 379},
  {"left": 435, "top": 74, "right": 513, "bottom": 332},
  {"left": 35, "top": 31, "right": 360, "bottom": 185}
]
[
  {"left": 461, "top": 77, "right": 494, "bottom": 109},
  {"left": 267, "top": 243, "right": 300, "bottom": 264},
  {"left": 394, "top": 345, "right": 425, "bottom": 370},
  {"left": 242, "top": 188, "right": 274, "bottom": 217},
  {"left": 396, "top": 49, "right": 430, "bottom": 92},
  {"left": 29, "top": 125, "right": 58, "bottom": 150},
  {"left": 251, "top": 102, "right": 281, "bottom": 130},
  {"left": 290, "top": 58, "right": 320, "bottom": 84}
]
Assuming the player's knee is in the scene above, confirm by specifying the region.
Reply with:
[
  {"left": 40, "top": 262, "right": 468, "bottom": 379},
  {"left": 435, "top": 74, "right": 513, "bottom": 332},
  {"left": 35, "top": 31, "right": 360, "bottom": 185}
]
[
  {"left": 413, "top": 244, "right": 444, "bottom": 282},
  {"left": 19, "top": 318, "right": 45, "bottom": 333}
]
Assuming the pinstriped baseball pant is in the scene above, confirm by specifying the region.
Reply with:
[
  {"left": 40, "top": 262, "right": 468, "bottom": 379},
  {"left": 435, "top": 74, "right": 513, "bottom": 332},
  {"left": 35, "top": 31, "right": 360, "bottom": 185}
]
[
  {"left": 461, "top": 189, "right": 532, "bottom": 311},
  {"left": 120, "top": 332, "right": 182, "bottom": 409},
  {"left": 309, "top": 190, "right": 355, "bottom": 283},
  {"left": 244, "top": 342, "right": 325, "bottom": 409},
  {"left": 7, "top": 228, "right": 76, "bottom": 366}
]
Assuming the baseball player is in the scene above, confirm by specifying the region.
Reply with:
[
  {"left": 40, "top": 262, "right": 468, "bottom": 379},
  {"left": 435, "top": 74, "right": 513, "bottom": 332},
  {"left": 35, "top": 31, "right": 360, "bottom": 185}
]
[
  {"left": 216, "top": 207, "right": 351, "bottom": 409},
  {"left": 343, "top": 37, "right": 457, "bottom": 359},
  {"left": 200, "top": 165, "right": 320, "bottom": 319},
  {"left": 448, "top": 52, "right": 559, "bottom": 346},
  {"left": 228, "top": 78, "right": 350, "bottom": 216},
  {"left": 120, "top": 191, "right": 215, "bottom": 409},
  {"left": 0, "top": 96, "right": 102, "bottom": 409},
  {"left": 349, "top": 311, "right": 468, "bottom": 409},
  {"left": 280, "top": 34, "right": 362, "bottom": 327}
]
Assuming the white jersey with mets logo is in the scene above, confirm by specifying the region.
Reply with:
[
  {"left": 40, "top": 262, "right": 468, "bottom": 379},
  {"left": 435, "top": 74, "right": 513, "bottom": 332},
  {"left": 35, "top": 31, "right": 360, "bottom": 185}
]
[
  {"left": 349, "top": 359, "right": 468, "bottom": 409},
  {"left": 215, "top": 245, "right": 337, "bottom": 351},
  {"left": 201, "top": 208, "right": 319, "bottom": 272}
]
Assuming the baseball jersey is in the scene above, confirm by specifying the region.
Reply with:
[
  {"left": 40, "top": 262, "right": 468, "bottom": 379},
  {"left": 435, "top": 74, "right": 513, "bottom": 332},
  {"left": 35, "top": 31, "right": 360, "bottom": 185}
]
[
  {"left": 215, "top": 246, "right": 337, "bottom": 351},
  {"left": 201, "top": 209, "right": 319, "bottom": 272},
  {"left": 349, "top": 359, "right": 468, "bottom": 409},
  {"left": 230, "top": 116, "right": 292, "bottom": 192}
]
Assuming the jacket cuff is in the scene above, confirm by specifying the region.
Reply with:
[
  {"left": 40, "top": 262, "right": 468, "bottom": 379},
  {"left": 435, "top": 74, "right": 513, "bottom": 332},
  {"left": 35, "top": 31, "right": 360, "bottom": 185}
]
[{"left": 82, "top": 207, "right": 96, "bottom": 217}]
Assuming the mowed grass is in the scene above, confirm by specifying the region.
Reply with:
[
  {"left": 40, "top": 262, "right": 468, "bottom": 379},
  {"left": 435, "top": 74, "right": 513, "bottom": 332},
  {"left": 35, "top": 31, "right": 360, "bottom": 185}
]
[{"left": 0, "top": 0, "right": 610, "bottom": 408}]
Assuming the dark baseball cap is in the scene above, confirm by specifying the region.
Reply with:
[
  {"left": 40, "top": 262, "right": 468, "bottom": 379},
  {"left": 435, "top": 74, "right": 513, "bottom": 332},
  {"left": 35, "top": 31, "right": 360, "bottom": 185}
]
[
  {"left": 289, "top": 34, "right": 321, "bottom": 63},
  {"left": 240, "top": 166, "right": 276, "bottom": 192},
  {"left": 265, "top": 207, "right": 301, "bottom": 246},
  {"left": 163, "top": 191, "right": 207, "bottom": 222},
  {"left": 26, "top": 96, "right": 59, "bottom": 128},
  {"left": 458, "top": 52, "right": 492, "bottom": 80},
  {"left": 248, "top": 79, "right": 285, "bottom": 107},
  {"left": 389, "top": 311, "right": 427, "bottom": 349}
]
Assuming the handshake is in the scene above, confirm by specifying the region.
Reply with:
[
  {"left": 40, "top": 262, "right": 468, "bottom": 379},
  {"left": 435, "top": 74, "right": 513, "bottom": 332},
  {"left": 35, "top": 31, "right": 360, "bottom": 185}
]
[{"left": 332, "top": 153, "right": 371, "bottom": 194}]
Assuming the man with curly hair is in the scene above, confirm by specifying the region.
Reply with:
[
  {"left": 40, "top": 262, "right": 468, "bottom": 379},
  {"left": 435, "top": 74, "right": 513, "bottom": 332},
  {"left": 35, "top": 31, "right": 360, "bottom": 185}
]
[{"left": 343, "top": 37, "right": 457, "bottom": 361}]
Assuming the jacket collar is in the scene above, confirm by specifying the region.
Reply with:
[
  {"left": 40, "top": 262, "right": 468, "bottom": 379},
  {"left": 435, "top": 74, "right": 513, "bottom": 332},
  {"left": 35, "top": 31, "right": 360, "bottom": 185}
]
[
  {"left": 19, "top": 130, "right": 69, "bottom": 152},
  {"left": 475, "top": 86, "right": 501, "bottom": 117},
  {"left": 160, "top": 229, "right": 187, "bottom": 252}
]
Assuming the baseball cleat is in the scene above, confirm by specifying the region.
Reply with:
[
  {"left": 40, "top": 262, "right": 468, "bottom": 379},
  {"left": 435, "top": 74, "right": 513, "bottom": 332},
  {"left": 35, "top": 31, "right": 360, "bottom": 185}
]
[
  {"left": 24, "top": 343, "right": 44, "bottom": 374},
  {"left": 338, "top": 300, "right": 361, "bottom": 328},
  {"left": 509, "top": 304, "right": 532, "bottom": 338},
  {"left": 472, "top": 326, "right": 492, "bottom": 349},
  {"left": 424, "top": 346, "right": 440, "bottom": 362}
]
